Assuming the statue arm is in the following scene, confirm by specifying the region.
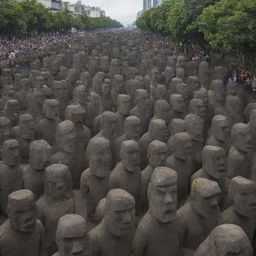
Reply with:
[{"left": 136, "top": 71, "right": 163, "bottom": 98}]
[{"left": 132, "top": 226, "right": 148, "bottom": 256}]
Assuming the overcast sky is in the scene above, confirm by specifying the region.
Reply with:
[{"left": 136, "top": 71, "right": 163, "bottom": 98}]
[{"left": 70, "top": 0, "right": 143, "bottom": 26}]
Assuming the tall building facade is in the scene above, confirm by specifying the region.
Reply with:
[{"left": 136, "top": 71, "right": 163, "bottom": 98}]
[{"left": 143, "top": 0, "right": 166, "bottom": 10}]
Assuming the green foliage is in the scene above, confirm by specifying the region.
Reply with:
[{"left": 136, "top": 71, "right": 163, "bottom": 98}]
[{"left": 0, "top": 0, "right": 123, "bottom": 35}]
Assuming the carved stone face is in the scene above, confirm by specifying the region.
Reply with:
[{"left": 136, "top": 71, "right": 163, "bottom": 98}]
[
  {"left": 192, "top": 178, "right": 220, "bottom": 219},
  {"left": 2, "top": 139, "right": 20, "bottom": 167},
  {"left": 19, "top": 114, "right": 35, "bottom": 140},
  {"left": 170, "top": 94, "right": 186, "bottom": 113},
  {"left": 232, "top": 124, "right": 252, "bottom": 153},
  {"left": 148, "top": 140, "right": 168, "bottom": 168},
  {"left": 29, "top": 140, "right": 52, "bottom": 170},
  {"left": 212, "top": 115, "right": 230, "bottom": 141},
  {"left": 151, "top": 68, "right": 160, "bottom": 84},
  {"left": 0, "top": 117, "right": 11, "bottom": 142},
  {"left": 88, "top": 138, "right": 112, "bottom": 178},
  {"left": 104, "top": 189, "right": 135, "bottom": 237},
  {"left": 125, "top": 116, "right": 141, "bottom": 141},
  {"left": 102, "top": 83, "right": 111, "bottom": 97},
  {"left": 65, "top": 104, "right": 86, "bottom": 124},
  {"left": 45, "top": 164, "right": 71, "bottom": 200},
  {"left": 203, "top": 146, "right": 226, "bottom": 179},
  {"left": 102, "top": 112, "right": 118, "bottom": 139},
  {"left": 173, "top": 132, "right": 192, "bottom": 160},
  {"left": 149, "top": 167, "right": 177, "bottom": 223},
  {"left": 44, "top": 99, "right": 59, "bottom": 120},
  {"left": 56, "top": 121, "right": 76, "bottom": 153},
  {"left": 190, "top": 99, "right": 206, "bottom": 119},
  {"left": 121, "top": 140, "right": 140, "bottom": 172},
  {"left": 232, "top": 177, "right": 256, "bottom": 218},
  {"left": 8, "top": 190, "right": 36, "bottom": 233},
  {"left": 187, "top": 76, "right": 201, "bottom": 93},
  {"left": 56, "top": 214, "right": 88, "bottom": 256},
  {"left": 118, "top": 95, "right": 131, "bottom": 116},
  {"left": 185, "top": 114, "right": 204, "bottom": 141}
]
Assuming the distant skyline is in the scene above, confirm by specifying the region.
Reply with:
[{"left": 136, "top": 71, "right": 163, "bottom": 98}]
[{"left": 70, "top": 0, "right": 143, "bottom": 26}]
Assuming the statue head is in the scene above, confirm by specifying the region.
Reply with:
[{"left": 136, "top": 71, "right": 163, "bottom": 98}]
[
  {"left": 170, "top": 118, "right": 186, "bottom": 136},
  {"left": 73, "top": 85, "right": 87, "bottom": 104},
  {"left": 4, "top": 99, "right": 20, "bottom": 125},
  {"left": 134, "top": 89, "right": 149, "bottom": 110},
  {"left": 7, "top": 190, "right": 36, "bottom": 233},
  {"left": 187, "top": 76, "right": 201, "bottom": 95},
  {"left": 56, "top": 214, "right": 88, "bottom": 256},
  {"left": 231, "top": 123, "right": 252, "bottom": 153},
  {"left": 65, "top": 103, "right": 86, "bottom": 124},
  {"left": 43, "top": 99, "right": 60, "bottom": 120},
  {"left": 87, "top": 137, "right": 112, "bottom": 178},
  {"left": 2, "top": 139, "right": 20, "bottom": 167},
  {"left": 29, "top": 140, "right": 52, "bottom": 171},
  {"left": 124, "top": 116, "right": 141, "bottom": 141},
  {"left": 151, "top": 67, "right": 160, "bottom": 84},
  {"left": 45, "top": 164, "right": 73, "bottom": 200},
  {"left": 211, "top": 79, "right": 226, "bottom": 102},
  {"left": 148, "top": 119, "right": 169, "bottom": 142},
  {"left": 154, "top": 100, "right": 169, "bottom": 123},
  {"left": 170, "top": 94, "right": 186, "bottom": 114},
  {"left": 230, "top": 176, "right": 256, "bottom": 218},
  {"left": 155, "top": 84, "right": 168, "bottom": 101},
  {"left": 211, "top": 115, "right": 230, "bottom": 142},
  {"left": 148, "top": 167, "right": 177, "bottom": 223},
  {"left": 120, "top": 140, "right": 140, "bottom": 172},
  {"left": 92, "top": 72, "right": 105, "bottom": 94},
  {"left": 185, "top": 114, "right": 204, "bottom": 141},
  {"left": 172, "top": 132, "right": 192, "bottom": 160},
  {"left": 0, "top": 117, "right": 11, "bottom": 142},
  {"left": 189, "top": 99, "right": 206, "bottom": 119},
  {"left": 112, "top": 75, "right": 124, "bottom": 93},
  {"left": 193, "top": 88, "right": 208, "bottom": 108},
  {"left": 56, "top": 120, "right": 76, "bottom": 153},
  {"left": 147, "top": 140, "right": 168, "bottom": 168},
  {"left": 18, "top": 114, "right": 35, "bottom": 140},
  {"left": 101, "top": 111, "right": 118, "bottom": 139},
  {"left": 169, "top": 77, "right": 182, "bottom": 94},
  {"left": 104, "top": 189, "right": 135, "bottom": 237},
  {"left": 202, "top": 145, "right": 226, "bottom": 179},
  {"left": 191, "top": 178, "right": 220, "bottom": 218},
  {"left": 117, "top": 94, "right": 131, "bottom": 116}
]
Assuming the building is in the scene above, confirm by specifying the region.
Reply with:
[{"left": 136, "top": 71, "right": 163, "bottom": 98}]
[{"left": 143, "top": 0, "right": 166, "bottom": 11}]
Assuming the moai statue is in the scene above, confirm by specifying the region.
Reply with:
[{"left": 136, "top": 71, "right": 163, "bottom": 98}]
[
  {"left": 167, "top": 132, "right": 193, "bottom": 204},
  {"left": 185, "top": 114, "right": 204, "bottom": 171},
  {"left": 89, "top": 189, "right": 135, "bottom": 256},
  {"left": 133, "top": 167, "right": 182, "bottom": 256},
  {"left": 13, "top": 114, "right": 35, "bottom": 161},
  {"left": 0, "top": 117, "right": 11, "bottom": 159},
  {"left": 219, "top": 176, "right": 256, "bottom": 242},
  {"left": 244, "top": 102, "right": 256, "bottom": 123},
  {"left": 208, "top": 79, "right": 226, "bottom": 118},
  {"left": 225, "top": 95, "right": 244, "bottom": 127},
  {"left": 141, "top": 140, "right": 168, "bottom": 210},
  {"left": 140, "top": 119, "right": 169, "bottom": 169},
  {"left": 151, "top": 67, "right": 161, "bottom": 87},
  {"left": 23, "top": 140, "right": 52, "bottom": 201},
  {"left": 80, "top": 137, "right": 112, "bottom": 220},
  {"left": 37, "top": 99, "right": 61, "bottom": 146},
  {"left": 178, "top": 178, "right": 221, "bottom": 253},
  {"left": 52, "top": 80, "right": 69, "bottom": 120},
  {"left": 186, "top": 76, "right": 201, "bottom": 100},
  {"left": 28, "top": 89, "right": 45, "bottom": 121},
  {"left": 3, "top": 99, "right": 20, "bottom": 126},
  {"left": 36, "top": 164, "right": 74, "bottom": 255},
  {"left": 100, "top": 82, "right": 114, "bottom": 113},
  {"left": 153, "top": 84, "right": 168, "bottom": 102},
  {"left": 0, "top": 190, "right": 47, "bottom": 256},
  {"left": 194, "top": 224, "right": 253, "bottom": 256},
  {"left": 116, "top": 94, "right": 132, "bottom": 137},
  {"left": 163, "top": 66, "right": 175, "bottom": 85},
  {"left": 130, "top": 89, "right": 151, "bottom": 134},
  {"left": 80, "top": 71, "right": 92, "bottom": 91},
  {"left": 109, "top": 140, "right": 141, "bottom": 208},
  {"left": 192, "top": 146, "right": 226, "bottom": 207},
  {"left": 0, "top": 139, "right": 23, "bottom": 215},
  {"left": 152, "top": 99, "right": 170, "bottom": 126},
  {"left": 50, "top": 120, "right": 83, "bottom": 188},
  {"left": 54, "top": 214, "right": 90, "bottom": 256},
  {"left": 115, "top": 116, "right": 142, "bottom": 162},
  {"left": 206, "top": 115, "right": 230, "bottom": 154},
  {"left": 227, "top": 123, "right": 252, "bottom": 184},
  {"left": 168, "top": 77, "right": 181, "bottom": 95},
  {"left": 111, "top": 75, "right": 125, "bottom": 109},
  {"left": 189, "top": 99, "right": 206, "bottom": 120},
  {"left": 167, "top": 118, "right": 186, "bottom": 154},
  {"left": 169, "top": 94, "right": 187, "bottom": 121},
  {"left": 198, "top": 61, "right": 210, "bottom": 89},
  {"left": 72, "top": 85, "right": 94, "bottom": 129},
  {"left": 176, "top": 82, "right": 190, "bottom": 106}
]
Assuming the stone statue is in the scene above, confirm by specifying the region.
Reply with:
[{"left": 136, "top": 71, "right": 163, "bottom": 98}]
[
  {"left": 23, "top": 140, "right": 52, "bottom": 200},
  {"left": 133, "top": 167, "right": 182, "bottom": 256},
  {"left": 13, "top": 114, "right": 35, "bottom": 161},
  {"left": 0, "top": 117, "right": 11, "bottom": 159},
  {"left": 167, "top": 132, "right": 193, "bottom": 204},
  {"left": 0, "top": 139, "right": 23, "bottom": 215},
  {"left": 130, "top": 89, "right": 151, "bottom": 134},
  {"left": 189, "top": 99, "right": 206, "bottom": 120},
  {"left": 169, "top": 94, "right": 187, "bottom": 121},
  {"left": 100, "top": 82, "right": 114, "bottom": 113},
  {"left": 219, "top": 176, "right": 256, "bottom": 242},
  {"left": 37, "top": 99, "right": 61, "bottom": 146},
  {"left": 54, "top": 214, "right": 90, "bottom": 256},
  {"left": 89, "top": 189, "right": 135, "bottom": 256},
  {"left": 206, "top": 115, "right": 230, "bottom": 155},
  {"left": 194, "top": 224, "right": 253, "bottom": 256},
  {"left": 3, "top": 99, "right": 20, "bottom": 126},
  {"left": 244, "top": 102, "right": 256, "bottom": 123},
  {"left": 198, "top": 61, "right": 210, "bottom": 89},
  {"left": 186, "top": 76, "right": 201, "bottom": 100},
  {"left": 168, "top": 77, "right": 182, "bottom": 96},
  {"left": 227, "top": 123, "right": 252, "bottom": 183},
  {"left": 192, "top": 145, "right": 226, "bottom": 207},
  {"left": 111, "top": 75, "right": 124, "bottom": 108},
  {"left": 152, "top": 99, "right": 170, "bottom": 126},
  {"left": 80, "top": 137, "right": 112, "bottom": 220},
  {"left": 178, "top": 178, "right": 221, "bottom": 253},
  {"left": 36, "top": 164, "right": 74, "bottom": 255},
  {"left": 141, "top": 140, "right": 168, "bottom": 210},
  {"left": 0, "top": 190, "right": 47, "bottom": 256}
]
